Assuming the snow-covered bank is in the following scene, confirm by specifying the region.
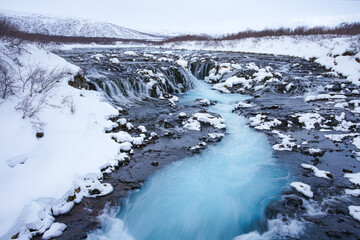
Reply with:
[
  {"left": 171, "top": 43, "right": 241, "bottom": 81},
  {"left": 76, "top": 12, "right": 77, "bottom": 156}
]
[
  {"left": 0, "top": 42, "right": 124, "bottom": 239},
  {"left": 159, "top": 35, "right": 360, "bottom": 85}
]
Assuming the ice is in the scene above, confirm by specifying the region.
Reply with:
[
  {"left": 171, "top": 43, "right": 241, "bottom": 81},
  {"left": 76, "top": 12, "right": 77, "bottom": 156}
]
[{"left": 290, "top": 182, "right": 313, "bottom": 198}]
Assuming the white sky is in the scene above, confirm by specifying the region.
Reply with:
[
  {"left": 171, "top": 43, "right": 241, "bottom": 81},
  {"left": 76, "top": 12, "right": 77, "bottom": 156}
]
[{"left": 1, "top": 0, "right": 360, "bottom": 34}]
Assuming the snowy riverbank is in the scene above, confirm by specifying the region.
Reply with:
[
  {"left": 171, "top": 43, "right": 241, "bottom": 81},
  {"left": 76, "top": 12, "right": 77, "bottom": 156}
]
[
  {"left": 159, "top": 35, "right": 360, "bottom": 85},
  {"left": 0, "top": 42, "right": 126, "bottom": 239}
]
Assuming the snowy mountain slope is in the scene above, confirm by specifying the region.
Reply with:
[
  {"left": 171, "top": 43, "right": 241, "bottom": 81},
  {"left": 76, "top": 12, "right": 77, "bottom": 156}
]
[{"left": 0, "top": 11, "right": 163, "bottom": 40}]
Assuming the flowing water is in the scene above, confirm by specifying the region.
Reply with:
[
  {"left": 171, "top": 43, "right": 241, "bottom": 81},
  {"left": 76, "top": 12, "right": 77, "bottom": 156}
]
[{"left": 87, "top": 75, "right": 289, "bottom": 240}]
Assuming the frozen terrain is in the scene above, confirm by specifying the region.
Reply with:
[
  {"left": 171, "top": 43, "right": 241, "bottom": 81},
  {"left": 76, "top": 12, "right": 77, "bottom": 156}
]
[
  {"left": 0, "top": 31, "right": 360, "bottom": 239},
  {"left": 0, "top": 10, "right": 163, "bottom": 40}
]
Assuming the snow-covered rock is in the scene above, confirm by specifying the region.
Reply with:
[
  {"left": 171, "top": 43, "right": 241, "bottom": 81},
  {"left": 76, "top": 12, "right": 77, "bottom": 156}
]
[{"left": 290, "top": 182, "right": 313, "bottom": 198}]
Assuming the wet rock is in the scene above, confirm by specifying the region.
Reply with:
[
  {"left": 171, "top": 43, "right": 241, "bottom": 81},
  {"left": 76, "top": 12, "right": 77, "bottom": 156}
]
[{"left": 151, "top": 161, "right": 159, "bottom": 167}]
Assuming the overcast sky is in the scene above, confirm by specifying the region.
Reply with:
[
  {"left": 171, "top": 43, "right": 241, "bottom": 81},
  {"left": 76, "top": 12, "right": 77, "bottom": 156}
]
[{"left": 1, "top": 0, "right": 360, "bottom": 34}]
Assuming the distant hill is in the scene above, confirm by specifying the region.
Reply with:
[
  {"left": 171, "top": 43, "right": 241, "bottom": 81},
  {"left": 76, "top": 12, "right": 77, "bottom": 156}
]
[{"left": 0, "top": 10, "right": 164, "bottom": 40}]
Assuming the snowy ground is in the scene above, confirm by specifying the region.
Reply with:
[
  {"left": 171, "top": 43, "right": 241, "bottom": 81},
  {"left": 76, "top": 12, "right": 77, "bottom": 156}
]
[
  {"left": 1, "top": 33, "right": 359, "bottom": 239},
  {"left": 0, "top": 42, "right": 127, "bottom": 239},
  {"left": 159, "top": 35, "right": 360, "bottom": 85}
]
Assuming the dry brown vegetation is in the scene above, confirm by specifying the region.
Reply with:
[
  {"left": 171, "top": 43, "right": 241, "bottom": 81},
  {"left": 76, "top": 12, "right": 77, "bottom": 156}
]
[{"left": 1, "top": 16, "right": 360, "bottom": 45}]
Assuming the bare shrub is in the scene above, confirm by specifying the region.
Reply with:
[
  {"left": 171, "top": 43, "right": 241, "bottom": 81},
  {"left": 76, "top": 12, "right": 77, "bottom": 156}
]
[
  {"left": 61, "top": 95, "right": 76, "bottom": 114},
  {"left": 19, "top": 64, "right": 69, "bottom": 96},
  {"left": 0, "top": 64, "right": 18, "bottom": 99},
  {"left": 15, "top": 95, "right": 47, "bottom": 119}
]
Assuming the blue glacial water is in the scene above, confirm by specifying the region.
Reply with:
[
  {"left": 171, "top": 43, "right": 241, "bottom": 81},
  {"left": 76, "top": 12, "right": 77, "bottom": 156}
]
[{"left": 87, "top": 77, "right": 288, "bottom": 240}]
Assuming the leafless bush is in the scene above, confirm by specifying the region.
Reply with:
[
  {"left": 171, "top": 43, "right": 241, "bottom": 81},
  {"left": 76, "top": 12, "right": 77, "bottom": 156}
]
[
  {"left": 0, "top": 64, "right": 18, "bottom": 99},
  {"left": 15, "top": 95, "right": 47, "bottom": 119},
  {"left": 15, "top": 65, "right": 70, "bottom": 118},
  {"left": 19, "top": 64, "right": 69, "bottom": 96},
  {"left": 158, "top": 22, "right": 360, "bottom": 44},
  {"left": 61, "top": 95, "right": 76, "bottom": 114}
]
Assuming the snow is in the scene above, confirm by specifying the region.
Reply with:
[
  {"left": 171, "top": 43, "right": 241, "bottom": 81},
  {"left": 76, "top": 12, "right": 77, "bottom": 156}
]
[
  {"left": 249, "top": 114, "right": 281, "bottom": 131},
  {"left": 118, "top": 142, "right": 133, "bottom": 151},
  {"left": 349, "top": 206, "right": 360, "bottom": 222},
  {"left": 193, "top": 112, "right": 226, "bottom": 129},
  {"left": 295, "top": 113, "right": 323, "bottom": 130},
  {"left": 183, "top": 118, "right": 201, "bottom": 131},
  {"left": 176, "top": 59, "right": 188, "bottom": 68},
  {"left": 117, "top": 118, "right": 127, "bottom": 125},
  {"left": 109, "top": 57, "right": 120, "bottom": 64},
  {"left": 0, "top": 11, "right": 161, "bottom": 40},
  {"left": 123, "top": 51, "right": 138, "bottom": 56},
  {"left": 234, "top": 102, "right": 253, "bottom": 109},
  {"left": 344, "top": 172, "right": 360, "bottom": 185},
  {"left": 160, "top": 35, "right": 360, "bottom": 85},
  {"left": 111, "top": 131, "right": 133, "bottom": 143},
  {"left": 0, "top": 43, "right": 123, "bottom": 239},
  {"left": 353, "top": 137, "right": 360, "bottom": 149},
  {"left": 272, "top": 130, "right": 298, "bottom": 151},
  {"left": 334, "top": 120, "right": 355, "bottom": 132},
  {"left": 325, "top": 133, "right": 358, "bottom": 142},
  {"left": 212, "top": 76, "right": 247, "bottom": 93},
  {"left": 51, "top": 202, "right": 74, "bottom": 216},
  {"left": 290, "top": 182, "right": 314, "bottom": 198},
  {"left": 345, "top": 189, "right": 360, "bottom": 197},
  {"left": 304, "top": 94, "right": 346, "bottom": 102},
  {"left": 301, "top": 163, "right": 331, "bottom": 179},
  {"left": 208, "top": 132, "right": 225, "bottom": 139},
  {"left": 138, "top": 125, "right": 147, "bottom": 133},
  {"left": 178, "top": 112, "right": 187, "bottom": 118},
  {"left": 42, "top": 222, "right": 67, "bottom": 240}
]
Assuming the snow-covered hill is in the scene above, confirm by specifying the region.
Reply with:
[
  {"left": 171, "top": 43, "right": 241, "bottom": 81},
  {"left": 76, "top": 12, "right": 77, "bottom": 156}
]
[{"left": 0, "top": 11, "right": 164, "bottom": 40}]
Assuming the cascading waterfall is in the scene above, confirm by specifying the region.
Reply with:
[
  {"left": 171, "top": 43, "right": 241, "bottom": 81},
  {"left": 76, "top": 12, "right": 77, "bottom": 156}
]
[
  {"left": 87, "top": 68, "right": 290, "bottom": 240},
  {"left": 88, "top": 66, "right": 194, "bottom": 105}
]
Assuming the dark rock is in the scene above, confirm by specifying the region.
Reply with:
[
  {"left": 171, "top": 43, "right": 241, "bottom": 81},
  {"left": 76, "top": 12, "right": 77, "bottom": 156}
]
[
  {"left": 89, "top": 189, "right": 101, "bottom": 195},
  {"left": 68, "top": 74, "right": 89, "bottom": 89},
  {"left": 342, "top": 51, "right": 356, "bottom": 56},
  {"left": 151, "top": 161, "right": 159, "bottom": 167},
  {"left": 36, "top": 132, "right": 44, "bottom": 139}
]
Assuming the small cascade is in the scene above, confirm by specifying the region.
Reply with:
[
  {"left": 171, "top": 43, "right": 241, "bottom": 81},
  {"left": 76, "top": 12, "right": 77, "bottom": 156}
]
[
  {"left": 189, "top": 60, "right": 214, "bottom": 80},
  {"left": 88, "top": 66, "right": 194, "bottom": 105}
]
